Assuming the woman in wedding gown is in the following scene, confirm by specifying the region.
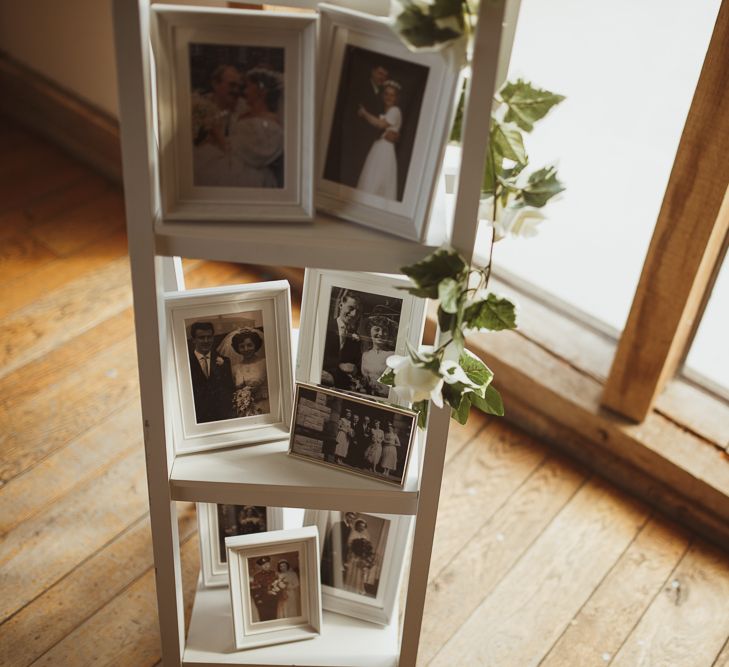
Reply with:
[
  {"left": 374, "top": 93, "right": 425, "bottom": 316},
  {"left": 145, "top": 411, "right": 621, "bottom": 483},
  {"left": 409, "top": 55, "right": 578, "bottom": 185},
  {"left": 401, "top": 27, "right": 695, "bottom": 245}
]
[
  {"left": 356, "top": 81, "right": 402, "bottom": 200},
  {"left": 380, "top": 422, "right": 401, "bottom": 478},
  {"left": 361, "top": 310, "right": 398, "bottom": 397},
  {"left": 217, "top": 327, "right": 269, "bottom": 417},
  {"left": 275, "top": 559, "right": 300, "bottom": 619}
]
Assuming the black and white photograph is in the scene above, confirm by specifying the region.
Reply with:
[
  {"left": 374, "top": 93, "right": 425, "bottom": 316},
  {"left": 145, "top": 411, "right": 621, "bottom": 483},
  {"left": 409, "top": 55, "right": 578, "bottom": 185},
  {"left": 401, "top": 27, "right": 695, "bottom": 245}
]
[
  {"left": 226, "top": 526, "right": 321, "bottom": 650},
  {"left": 197, "top": 503, "right": 284, "bottom": 587},
  {"left": 323, "top": 45, "right": 428, "bottom": 202},
  {"left": 184, "top": 312, "right": 269, "bottom": 424},
  {"left": 152, "top": 7, "right": 315, "bottom": 220},
  {"left": 288, "top": 384, "right": 417, "bottom": 487},
  {"left": 167, "top": 281, "right": 293, "bottom": 454},
  {"left": 305, "top": 509, "right": 411, "bottom": 625},
  {"left": 316, "top": 6, "right": 461, "bottom": 240},
  {"left": 297, "top": 269, "right": 427, "bottom": 406},
  {"left": 189, "top": 44, "right": 284, "bottom": 189},
  {"left": 321, "top": 287, "right": 402, "bottom": 399}
]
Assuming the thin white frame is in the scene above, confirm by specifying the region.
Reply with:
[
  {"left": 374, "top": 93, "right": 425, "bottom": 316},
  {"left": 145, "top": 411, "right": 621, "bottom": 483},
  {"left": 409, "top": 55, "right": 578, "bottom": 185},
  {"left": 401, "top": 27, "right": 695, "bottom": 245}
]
[
  {"left": 151, "top": 6, "right": 316, "bottom": 221},
  {"left": 166, "top": 280, "right": 293, "bottom": 455},
  {"left": 304, "top": 509, "right": 412, "bottom": 625},
  {"left": 226, "top": 526, "right": 321, "bottom": 651},
  {"left": 296, "top": 269, "right": 427, "bottom": 406},
  {"left": 288, "top": 382, "right": 418, "bottom": 487},
  {"left": 316, "top": 4, "right": 461, "bottom": 241},
  {"left": 198, "top": 503, "right": 285, "bottom": 587}
]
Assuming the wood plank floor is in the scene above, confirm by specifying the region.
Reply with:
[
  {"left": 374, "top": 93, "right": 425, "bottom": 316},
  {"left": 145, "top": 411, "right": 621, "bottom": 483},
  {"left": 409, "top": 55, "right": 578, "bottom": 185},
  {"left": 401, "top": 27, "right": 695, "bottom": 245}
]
[{"left": 2, "top": 120, "right": 729, "bottom": 666}]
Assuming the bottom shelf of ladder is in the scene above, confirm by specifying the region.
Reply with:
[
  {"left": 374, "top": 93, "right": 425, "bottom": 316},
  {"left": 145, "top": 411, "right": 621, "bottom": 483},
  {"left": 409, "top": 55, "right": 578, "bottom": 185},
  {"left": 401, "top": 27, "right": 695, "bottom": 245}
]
[{"left": 183, "top": 580, "right": 400, "bottom": 667}]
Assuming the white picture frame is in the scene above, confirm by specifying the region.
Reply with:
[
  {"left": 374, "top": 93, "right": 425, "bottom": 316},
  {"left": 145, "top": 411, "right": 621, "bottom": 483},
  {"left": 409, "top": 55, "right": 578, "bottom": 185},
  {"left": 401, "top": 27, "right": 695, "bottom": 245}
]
[
  {"left": 226, "top": 526, "right": 322, "bottom": 651},
  {"left": 316, "top": 4, "right": 461, "bottom": 241},
  {"left": 166, "top": 281, "right": 293, "bottom": 455},
  {"left": 304, "top": 509, "right": 411, "bottom": 625},
  {"left": 151, "top": 6, "right": 316, "bottom": 221},
  {"left": 288, "top": 383, "right": 418, "bottom": 487},
  {"left": 296, "top": 269, "right": 427, "bottom": 405},
  {"left": 198, "top": 503, "right": 285, "bottom": 588}
]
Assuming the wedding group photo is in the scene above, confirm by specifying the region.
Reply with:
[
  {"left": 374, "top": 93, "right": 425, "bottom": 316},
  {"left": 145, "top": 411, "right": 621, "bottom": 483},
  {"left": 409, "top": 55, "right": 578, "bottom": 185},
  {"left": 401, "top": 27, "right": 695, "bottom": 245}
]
[
  {"left": 323, "top": 45, "right": 429, "bottom": 203},
  {"left": 289, "top": 384, "right": 417, "bottom": 486},
  {"left": 189, "top": 43, "right": 285, "bottom": 189}
]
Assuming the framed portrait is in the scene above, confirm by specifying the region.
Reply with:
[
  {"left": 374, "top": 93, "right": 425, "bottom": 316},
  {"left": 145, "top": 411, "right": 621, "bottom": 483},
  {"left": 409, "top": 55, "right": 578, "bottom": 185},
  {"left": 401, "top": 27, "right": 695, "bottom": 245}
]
[
  {"left": 304, "top": 509, "right": 412, "bottom": 625},
  {"left": 296, "top": 269, "right": 427, "bottom": 405},
  {"left": 288, "top": 383, "right": 418, "bottom": 487},
  {"left": 198, "top": 503, "right": 284, "bottom": 587},
  {"left": 316, "top": 4, "right": 462, "bottom": 241},
  {"left": 151, "top": 6, "right": 316, "bottom": 221},
  {"left": 226, "top": 526, "right": 321, "bottom": 650},
  {"left": 165, "top": 281, "right": 293, "bottom": 454}
]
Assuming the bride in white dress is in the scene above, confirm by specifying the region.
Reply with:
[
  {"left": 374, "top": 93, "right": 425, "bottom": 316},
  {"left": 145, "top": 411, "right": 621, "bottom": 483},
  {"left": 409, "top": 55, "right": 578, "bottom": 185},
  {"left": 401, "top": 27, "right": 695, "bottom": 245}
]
[
  {"left": 356, "top": 81, "right": 402, "bottom": 200},
  {"left": 217, "top": 327, "right": 269, "bottom": 417}
]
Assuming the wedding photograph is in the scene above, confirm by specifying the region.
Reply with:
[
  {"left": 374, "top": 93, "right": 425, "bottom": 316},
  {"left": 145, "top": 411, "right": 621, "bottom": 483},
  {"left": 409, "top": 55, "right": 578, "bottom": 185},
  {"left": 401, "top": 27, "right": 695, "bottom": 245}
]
[
  {"left": 247, "top": 551, "right": 302, "bottom": 623},
  {"left": 323, "top": 44, "right": 428, "bottom": 203},
  {"left": 288, "top": 384, "right": 417, "bottom": 486},
  {"left": 183, "top": 311, "right": 269, "bottom": 424},
  {"left": 189, "top": 43, "right": 285, "bottom": 189},
  {"left": 167, "top": 281, "right": 293, "bottom": 454}
]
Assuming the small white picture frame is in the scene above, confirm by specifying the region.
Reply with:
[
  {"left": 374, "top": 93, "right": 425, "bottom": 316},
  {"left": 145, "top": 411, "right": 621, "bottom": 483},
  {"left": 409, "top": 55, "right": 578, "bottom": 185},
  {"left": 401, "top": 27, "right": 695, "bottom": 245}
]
[
  {"left": 166, "top": 281, "right": 293, "bottom": 455},
  {"left": 316, "top": 4, "right": 461, "bottom": 241},
  {"left": 226, "top": 526, "right": 322, "bottom": 651},
  {"left": 304, "top": 509, "right": 412, "bottom": 625},
  {"left": 288, "top": 383, "right": 418, "bottom": 487},
  {"left": 151, "top": 6, "right": 316, "bottom": 221},
  {"left": 197, "top": 503, "right": 285, "bottom": 588},
  {"left": 296, "top": 269, "right": 427, "bottom": 405}
]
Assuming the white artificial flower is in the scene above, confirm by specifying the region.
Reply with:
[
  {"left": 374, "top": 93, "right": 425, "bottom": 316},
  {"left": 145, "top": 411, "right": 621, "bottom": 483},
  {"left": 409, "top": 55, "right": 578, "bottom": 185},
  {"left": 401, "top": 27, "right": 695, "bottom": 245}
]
[
  {"left": 439, "top": 359, "right": 479, "bottom": 389},
  {"left": 386, "top": 354, "right": 444, "bottom": 407},
  {"left": 478, "top": 196, "right": 546, "bottom": 241}
]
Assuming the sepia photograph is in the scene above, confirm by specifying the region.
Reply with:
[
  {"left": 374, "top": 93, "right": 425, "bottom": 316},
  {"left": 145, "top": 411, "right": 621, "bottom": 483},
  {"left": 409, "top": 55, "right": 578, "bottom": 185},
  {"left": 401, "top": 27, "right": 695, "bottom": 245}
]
[
  {"left": 288, "top": 384, "right": 417, "bottom": 487},
  {"left": 305, "top": 510, "right": 412, "bottom": 625},
  {"left": 226, "top": 526, "right": 321, "bottom": 650},
  {"left": 316, "top": 6, "right": 461, "bottom": 240},
  {"left": 167, "top": 281, "right": 293, "bottom": 454},
  {"left": 197, "top": 503, "right": 284, "bottom": 587},
  {"left": 152, "top": 7, "right": 316, "bottom": 220},
  {"left": 297, "top": 269, "right": 427, "bottom": 405},
  {"left": 189, "top": 43, "right": 285, "bottom": 189}
]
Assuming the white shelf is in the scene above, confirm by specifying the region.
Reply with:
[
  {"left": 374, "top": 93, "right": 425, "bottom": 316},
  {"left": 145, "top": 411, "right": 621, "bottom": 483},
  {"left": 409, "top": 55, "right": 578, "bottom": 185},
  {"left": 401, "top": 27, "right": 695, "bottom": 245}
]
[
  {"left": 183, "top": 581, "right": 399, "bottom": 667},
  {"left": 170, "top": 433, "right": 422, "bottom": 514}
]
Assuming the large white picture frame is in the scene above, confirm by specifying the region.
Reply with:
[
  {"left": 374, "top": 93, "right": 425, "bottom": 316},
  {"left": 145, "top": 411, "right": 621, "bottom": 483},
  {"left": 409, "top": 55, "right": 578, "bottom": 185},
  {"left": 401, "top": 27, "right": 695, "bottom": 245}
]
[
  {"left": 316, "top": 4, "right": 461, "bottom": 241},
  {"left": 166, "top": 281, "right": 293, "bottom": 455},
  {"left": 304, "top": 509, "right": 412, "bottom": 625},
  {"left": 226, "top": 526, "right": 322, "bottom": 651},
  {"left": 151, "top": 6, "right": 316, "bottom": 221},
  {"left": 296, "top": 269, "right": 427, "bottom": 405},
  {"left": 198, "top": 503, "right": 285, "bottom": 588}
]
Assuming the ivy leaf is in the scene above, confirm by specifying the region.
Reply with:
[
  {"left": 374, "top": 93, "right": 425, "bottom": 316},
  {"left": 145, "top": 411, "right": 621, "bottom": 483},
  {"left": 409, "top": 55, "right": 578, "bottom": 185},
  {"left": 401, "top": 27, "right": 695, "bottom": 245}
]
[
  {"left": 520, "top": 165, "right": 565, "bottom": 208},
  {"left": 470, "top": 384, "right": 504, "bottom": 416},
  {"left": 464, "top": 293, "right": 517, "bottom": 331},
  {"left": 449, "top": 83, "right": 466, "bottom": 143},
  {"left": 482, "top": 143, "right": 498, "bottom": 195},
  {"left": 438, "top": 305, "right": 455, "bottom": 333},
  {"left": 413, "top": 399, "right": 429, "bottom": 429},
  {"left": 430, "top": 0, "right": 464, "bottom": 19},
  {"left": 452, "top": 393, "right": 471, "bottom": 424},
  {"left": 499, "top": 79, "right": 565, "bottom": 132},
  {"left": 459, "top": 350, "right": 494, "bottom": 396},
  {"left": 378, "top": 368, "right": 395, "bottom": 387},
  {"left": 438, "top": 277, "right": 461, "bottom": 314},
  {"left": 401, "top": 248, "right": 468, "bottom": 300},
  {"left": 490, "top": 119, "right": 527, "bottom": 165}
]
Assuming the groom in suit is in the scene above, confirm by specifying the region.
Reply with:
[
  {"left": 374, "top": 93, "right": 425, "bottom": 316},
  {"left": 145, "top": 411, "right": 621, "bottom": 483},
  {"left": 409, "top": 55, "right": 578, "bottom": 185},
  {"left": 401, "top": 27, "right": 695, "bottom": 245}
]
[{"left": 188, "top": 321, "right": 235, "bottom": 423}]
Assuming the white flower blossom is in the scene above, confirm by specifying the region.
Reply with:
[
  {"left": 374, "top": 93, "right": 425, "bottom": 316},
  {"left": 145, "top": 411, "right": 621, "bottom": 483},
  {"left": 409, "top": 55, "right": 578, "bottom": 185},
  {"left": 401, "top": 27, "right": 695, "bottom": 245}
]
[
  {"left": 478, "top": 196, "right": 546, "bottom": 241},
  {"left": 386, "top": 354, "right": 444, "bottom": 407}
]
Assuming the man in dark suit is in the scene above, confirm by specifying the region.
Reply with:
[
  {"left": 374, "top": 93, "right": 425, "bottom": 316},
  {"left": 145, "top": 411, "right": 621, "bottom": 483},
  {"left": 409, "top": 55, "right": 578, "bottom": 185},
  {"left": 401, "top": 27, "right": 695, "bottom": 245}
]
[
  {"left": 250, "top": 556, "right": 279, "bottom": 622},
  {"left": 321, "top": 290, "right": 363, "bottom": 392},
  {"left": 347, "top": 414, "right": 371, "bottom": 469},
  {"left": 321, "top": 512, "right": 356, "bottom": 587},
  {"left": 188, "top": 321, "right": 235, "bottom": 423}
]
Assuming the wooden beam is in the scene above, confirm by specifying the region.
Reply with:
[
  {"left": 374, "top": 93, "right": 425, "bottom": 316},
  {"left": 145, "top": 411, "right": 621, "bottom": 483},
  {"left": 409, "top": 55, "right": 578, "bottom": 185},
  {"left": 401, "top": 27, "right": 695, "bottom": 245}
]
[{"left": 602, "top": 0, "right": 729, "bottom": 422}]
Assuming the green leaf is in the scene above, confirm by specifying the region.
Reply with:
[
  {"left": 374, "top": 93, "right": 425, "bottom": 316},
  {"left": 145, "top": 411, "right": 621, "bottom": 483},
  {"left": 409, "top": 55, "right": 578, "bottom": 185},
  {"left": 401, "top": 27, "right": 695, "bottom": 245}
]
[
  {"left": 490, "top": 119, "right": 527, "bottom": 164},
  {"left": 464, "top": 293, "right": 517, "bottom": 331},
  {"left": 470, "top": 384, "right": 504, "bottom": 416},
  {"left": 430, "top": 0, "right": 464, "bottom": 20},
  {"left": 449, "top": 83, "right": 466, "bottom": 143},
  {"left": 482, "top": 143, "right": 498, "bottom": 195},
  {"left": 413, "top": 400, "right": 429, "bottom": 429},
  {"left": 458, "top": 350, "right": 494, "bottom": 395},
  {"left": 451, "top": 393, "right": 471, "bottom": 424},
  {"left": 396, "top": 285, "right": 435, "bottom": 299},
  {"left": 438, "top": 277, "right": 461, "bottom": 314},
  {"left": 378, "top": 368, "right": 395, "bottom": 387},
  {"left": 401, "top": 248, "right": 468, "bottom": 300},
  {"left": 437, "top": 305, "right": 455, "bottom": 333},
  {"left": 499, "top": 79, "right": 565, "bottom": 132},
  {"left": 520, "top": 165, "right": 565, "bottom": 208}
]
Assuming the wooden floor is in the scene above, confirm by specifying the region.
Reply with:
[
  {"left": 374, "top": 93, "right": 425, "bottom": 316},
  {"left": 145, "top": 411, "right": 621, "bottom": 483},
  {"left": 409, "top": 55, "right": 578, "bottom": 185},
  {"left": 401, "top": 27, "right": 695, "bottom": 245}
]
[{"left": 2, "top": 120, "right": 729, "bottom": 667}]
